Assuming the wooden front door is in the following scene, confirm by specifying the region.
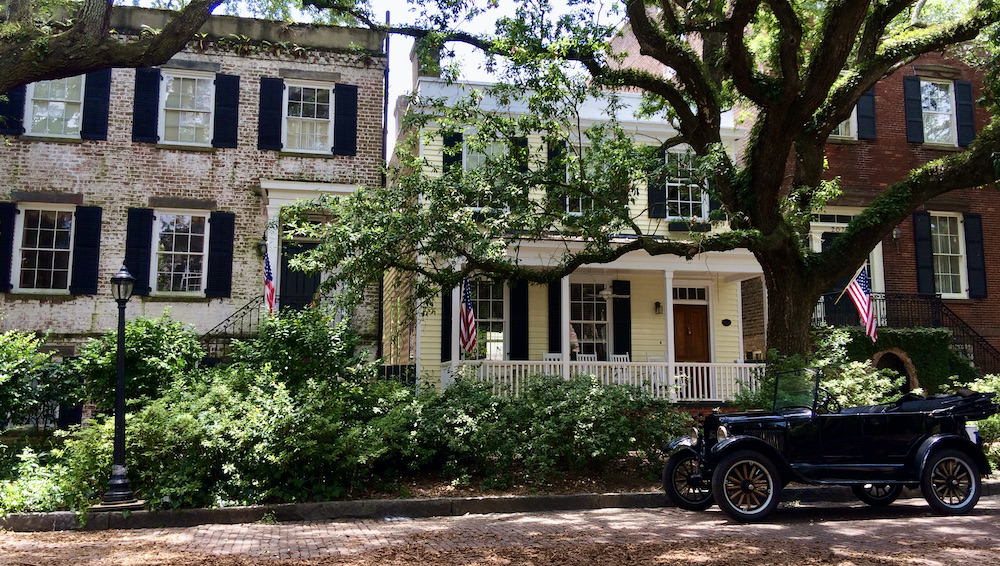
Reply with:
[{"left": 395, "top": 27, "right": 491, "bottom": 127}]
[{"left": 674, "top": 304, "right": 710, "bottom": 362}]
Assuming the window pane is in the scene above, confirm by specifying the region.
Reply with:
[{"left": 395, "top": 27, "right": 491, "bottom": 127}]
[
  {"left": 155, "top": 212, "right": 208, "bottom": 292},
  {"left": 162, "top": 75, "right": 213, "bottom": 145},
  {"left": 29, "top": 76, "right": 84, "bottom": 137},
  {"left": 18, "top": 208, "right": 73, "bottom": 290}
]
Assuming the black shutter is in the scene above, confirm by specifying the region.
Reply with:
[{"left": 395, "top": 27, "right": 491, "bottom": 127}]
[
  {"left": 0, "top": 203, "right": 16, "bottom": 291},
  {"left": 212, "top": 73, "right": 240, "bottom": 149},
  {"left": 955, "top": 81, "right": 975, "bottom": 147},
  {"left": 0, "top": 84, "right": 26, "bottom": 135},
  {"left": 913, "top": 211, "right": 935, "bottom": 295},
  {"left": 513, "top": 136, "right": 529, "bottom": 174},
  {"left": 332, "top": 83, "right": 358, "bottom": 156},
  {"left": 81, "top": 69, "right": 112, "bottom": 140},
  {"left": 857, "top": 88, "right": 876, "bottom": 140},
  {"left": 509, "top": 279, "right": 529, "bottom": 360},
  {"left": 124, "top": 208, "right": 154, "bottom": 295},
  {"left": 903, "top": 76, "right": 924, "bottom": 144},
  {"left": 132, "top": 68, "right": 161, "bottom": 143},
  {"left": 648, "top": 149, "right": 667, "bottom": 218},
  {"left": 548, "top": 281, "right": 561, "bottom": 353},
  {"left": 204, "top": 211, "right": 235, "bottom": 298},
  {"left": 68, "top": 206, "right": 102, "bottom": 295},
  {"left": 257, "top": 77, "right": 284, "bottom": 150},
  {"left": 612, "top": 280, "right": 631, "bottom": 356},
  {"left": 964, "top": 213, "right": 986, "bottom": 298},
  {"left": 441, "top": 287, "right": 452, "bottom": 362},
  {"left": 443, "top": 132, "right": 463, "bottom": 174}
]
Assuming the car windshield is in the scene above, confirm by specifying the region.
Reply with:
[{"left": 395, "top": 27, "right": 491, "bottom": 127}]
[{"left": 773, "top": 368, "right": 819, "bottom": 411}]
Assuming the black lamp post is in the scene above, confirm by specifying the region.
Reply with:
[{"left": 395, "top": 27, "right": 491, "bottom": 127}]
[{"left": 98, "top": 265, "right": 142, "bottom": 508}]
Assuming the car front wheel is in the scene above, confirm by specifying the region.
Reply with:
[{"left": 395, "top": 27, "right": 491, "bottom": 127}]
[
  {"left": 921, "top": 449, "right": 981, "bottom": 515},
  {"left": 851, "top": 483, "right": 903, "bottom": 506},
  {"left": 712, "top": 450, "right": 781, "bottom": 522},
  {"left": 664, "top": 452, "right": 714, "bottom": 511}
]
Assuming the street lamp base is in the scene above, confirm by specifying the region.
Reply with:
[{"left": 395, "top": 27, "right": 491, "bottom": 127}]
[
  {"left": 91, "top": 499, "right": 146, "bottom": 512},
  {"left": 99, "top": 464, "right": 140, "bottom": 508}
]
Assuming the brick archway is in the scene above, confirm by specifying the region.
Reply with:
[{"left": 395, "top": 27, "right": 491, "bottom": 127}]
[{"left": 873, "top": 349, "right": 920, "bottom": 393}]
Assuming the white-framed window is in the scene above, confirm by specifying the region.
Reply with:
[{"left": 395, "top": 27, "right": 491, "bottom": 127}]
[
  {"left": 930, "top": 212, "right": 967, "bottom": 298},
  {"left": 468, "top": 278, "right": 506, "bottom": 361},
  {"left": 25, "top": 76, "right": 85, "bottom": 139},
  {"left": 152, "top": 210, "right": 210, "bottom": 294},
  {"left": 12, "top": 205, "right": 74, "bottom": 292},
  {"left": 665, "top": 150, "right": 709, "bottom": 220},
  {"left": 464, "top": 139, "right": 506, "bottom": 210},
  {"left": 564, "top": 147, "right": 595, "bottom": 215},
  {"left": 920, "top": 80, "right": 957, "bottom": 146},
  {"left": 831, "top": 107, "right": 857, "bottom": 140},
  {"left": 283, "top": 81, "right": 335, "bottom": 153},
  {"left": 570, "top": 282, "right": 609, "bottom": 360},
  {"left": 159, "top": 71, "right": 215, "bottom": 146}
]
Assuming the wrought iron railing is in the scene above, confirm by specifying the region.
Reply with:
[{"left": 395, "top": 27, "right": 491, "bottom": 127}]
[
  {"left": 201, "top": 296, "right": 266, "bottom": 362},
  {"left": 813, "top": 292, "right": 1000, "bottom": 374}
]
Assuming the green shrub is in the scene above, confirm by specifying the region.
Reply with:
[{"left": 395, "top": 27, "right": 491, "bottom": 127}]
[
  {"left": 0, "top": 447, "right": 65, "bottom": 516},
  {"left": 735, "top": 327, "right": 903, "bottom": 410},
  {"left": 960, "top": 373, "right": 1000, "bottom": 468},
  {"left": 71, "top": 312, "right": 204, "bottom": 411},
  {"left": 230, "top": 307, "right": 375, "bottom": 388},
  {"left": 0, "top": 330, "right": 52, "bottom": 426},
  {"left": 844, "top": 327, "right": 977, "bottom": 394}
]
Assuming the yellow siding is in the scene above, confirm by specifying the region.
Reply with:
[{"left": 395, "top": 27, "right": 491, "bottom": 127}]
[
  {"left": 712, "top": 278, "right": 742, "bottom": 363},
  {"left": 629, "top": 273, "right": 669, "bottom": 360},
  {"left": 527, "top": 282, "right": 549, "bottom": 360},
  {"left": 419, "top": 293, "right": 444, "bottom": 389}
]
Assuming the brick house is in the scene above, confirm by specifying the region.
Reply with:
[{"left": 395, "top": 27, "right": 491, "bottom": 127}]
[{"left": 0, "top": 7, "right": 386, "bottom": 358}]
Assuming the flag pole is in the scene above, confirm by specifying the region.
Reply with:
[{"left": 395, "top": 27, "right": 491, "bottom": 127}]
[{"left": 833, "top": 261, "right": 868, "bottom": 305}]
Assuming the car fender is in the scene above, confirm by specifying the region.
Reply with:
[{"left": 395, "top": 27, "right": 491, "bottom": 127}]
[
  {"left": 709, "top": 436, "right": 791, "bottom": 480},
  {"left": 664, "top": 435, "right": 699, "bottom": 454},
  {"left": 915, "top": 434, "right": 992, "bottom": 476}
]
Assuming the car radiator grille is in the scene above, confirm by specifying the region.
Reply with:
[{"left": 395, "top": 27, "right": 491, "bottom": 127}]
[{"left": 744, "top": 429, "right": 785, "bottom": 452}]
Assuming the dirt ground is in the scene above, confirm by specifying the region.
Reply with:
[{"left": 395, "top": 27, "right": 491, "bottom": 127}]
[{"left": 3, "top": 497, "right": 999, "bottom": 566}]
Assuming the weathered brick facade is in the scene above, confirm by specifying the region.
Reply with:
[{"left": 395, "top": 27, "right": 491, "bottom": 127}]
[{"left": 0, "top": 8, "right": 386, "bottom": 354}]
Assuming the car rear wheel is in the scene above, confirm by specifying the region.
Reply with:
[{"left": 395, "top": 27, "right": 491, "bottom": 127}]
[
  {"left": 921, "top": 449, "right": 981, "bottom": 515},
  {"left": 664, "top": 452, "right": 714, "bottom": 511},
  {"left": 851, "top": 483, "right": 903, "bottom": 506},
  {"left": 712, "top": 450, "right": 781, "bottom": 522}
]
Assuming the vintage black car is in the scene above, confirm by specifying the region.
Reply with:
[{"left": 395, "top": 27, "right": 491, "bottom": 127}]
[{"left": 664, "top": 368, "right": 998, "bottom": 522}]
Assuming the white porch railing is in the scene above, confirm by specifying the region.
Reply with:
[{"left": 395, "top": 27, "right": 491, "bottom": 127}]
[{"left": 452, "top": 360, "right": 763, "bottom": 402}]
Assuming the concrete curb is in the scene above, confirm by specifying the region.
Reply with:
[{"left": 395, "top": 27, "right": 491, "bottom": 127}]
[{"left": 2, "top": 480, "right": 997, "bottom": 532}]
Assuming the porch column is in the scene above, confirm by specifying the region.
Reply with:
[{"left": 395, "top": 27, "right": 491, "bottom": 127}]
[
  {"left": 664, "top": 270, "right": 675, "bottom": 365},
  {"left": 561, "top": 275, "right": 571, "bottom": 379}
]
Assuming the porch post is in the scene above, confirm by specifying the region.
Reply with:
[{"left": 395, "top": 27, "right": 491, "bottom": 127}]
[
  {"left": 664, "top": 270, "right": 675, "bottom": 386},
  {"left": 561, "top": 275, "right": 571, "bottom": 379}
]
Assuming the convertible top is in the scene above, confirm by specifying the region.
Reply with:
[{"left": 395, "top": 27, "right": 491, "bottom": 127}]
[{"left": 838, "top": 390, "right": 998, "bottom": 419}]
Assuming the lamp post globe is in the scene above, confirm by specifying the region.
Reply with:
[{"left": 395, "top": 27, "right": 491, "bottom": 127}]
[{"left": 99, "top": 265, "right": 141, "bottom": 508}]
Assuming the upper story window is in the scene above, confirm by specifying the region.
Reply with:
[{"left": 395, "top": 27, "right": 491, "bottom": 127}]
[
  {"left": 904, "top": 76, "right": 975, "bottom": 147},
  {"left": 284, "top": 82, "right": 333, "bottom": 153},
  {"left": 159, "top": 71, "right": 215, "bottom": 146},
  {"left": 13, "top": 206, "right": 74, "bottom": 291},
  {"left": 830, "top": 107, "right": 857, "bottom": 140},
  {"left": 257, "top": 77, "right": 358, "bottom": 156},
  {"left": 26, "top": 76, "right": 85, "bottom": 139},
  {"left": 664, "top": 150, "right": 708, "bottom": 220},
  {"left": 0, "top": 69, "right": 111, "bottom": 140},
  {"left": 132, "top": 67, "right": 240, "bottom": 149},
  {"left": 153, "top": 211, "right": 209, "bottom": 294}
]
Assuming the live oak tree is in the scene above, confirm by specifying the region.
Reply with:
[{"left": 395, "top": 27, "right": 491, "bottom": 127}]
[{"left": 282, "top": 0, "right": 1000, "bottom": 359}]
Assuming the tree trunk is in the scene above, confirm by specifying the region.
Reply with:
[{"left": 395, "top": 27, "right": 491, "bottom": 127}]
[{"left": 756, "top": 251, "right": 821, "bottom": 359}]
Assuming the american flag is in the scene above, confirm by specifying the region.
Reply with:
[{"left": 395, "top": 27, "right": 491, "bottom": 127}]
[
  {"left": 264, "top": 249, "right": 276, "bottom": 314},
  {"left": 459, "top": 279, "right": 477, "bottom": 354},
  {"left": 847, "top": 264, "right": 877, "bottom": 343}
]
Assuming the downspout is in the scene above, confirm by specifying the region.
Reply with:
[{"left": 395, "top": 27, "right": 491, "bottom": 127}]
[{"left": 376, "top": 11, "right": 390, "bottom": 362}]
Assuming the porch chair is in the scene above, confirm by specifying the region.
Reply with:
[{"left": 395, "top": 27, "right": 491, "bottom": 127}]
[
  {"left": 576, "top": 353, "right": 598, "bottom": 377},
  {"left": 542, "top": 352, "right": 562, "bottom": 375},
  {"left": 646, "top": 355, "right": 668, "bottom": 398},
  {"left": 610, "top": 353, "right": 632, "bottom": 384}
]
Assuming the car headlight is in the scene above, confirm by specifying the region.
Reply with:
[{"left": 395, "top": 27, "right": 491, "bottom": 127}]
[
  {"left": 717, "top": 425, "right": 729, "bottom": 441},
  {"left": 691, "top": 427, "right": 700, "bottom": 446}
]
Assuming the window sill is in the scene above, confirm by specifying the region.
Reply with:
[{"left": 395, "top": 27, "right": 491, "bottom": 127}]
[
  {"left": 18, "top": 135, "right": 83, "bottom": 144},
  {"left": 278, "top": 151, "right": 335, "bottom": 159},
  {"left": 828, "top": 136, "right": 859, "bottom": 145},
  {"left": 154, "top": 143, "right": 216, "bottom": 153},
  {"left": 6, "top": 292, "right": 75, "bottom": 301},
  {"left": 918, "top": 143, "right": 962, "bottom": 152},
  {"left": 141, "top": 295, "right": 213, "bottom": 303}
]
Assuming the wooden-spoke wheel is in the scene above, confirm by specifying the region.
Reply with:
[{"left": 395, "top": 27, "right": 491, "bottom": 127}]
[
  {"left": 712, "top": 450, "right": 781, "bottom": 522},
  {"left": 922, "top": 449, "right": 981, "bottom": 515},
  {"left": 664, "top": 452, "right": 714, "bottom": 511}
]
